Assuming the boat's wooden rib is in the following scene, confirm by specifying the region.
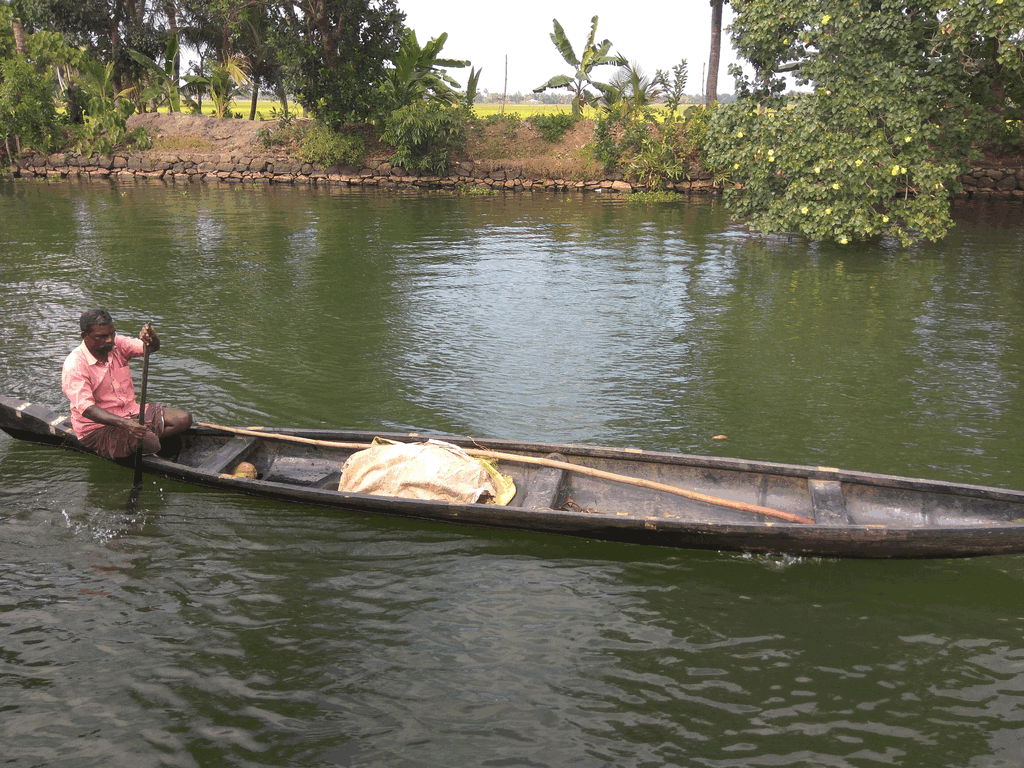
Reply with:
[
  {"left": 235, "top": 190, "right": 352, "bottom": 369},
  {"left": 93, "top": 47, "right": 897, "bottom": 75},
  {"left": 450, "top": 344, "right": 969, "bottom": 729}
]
[
  {"left": 809, "top": 479, "right": 849, "bottom": 526},
  {"left": 199, "top": 436, "right": 259, "bottom": 475},
  {"left": 4, "top": 394, "right": 1024, "bottom": 559},
  {"left": 515, "top": 453, "right": 571, "bottom": 511}
]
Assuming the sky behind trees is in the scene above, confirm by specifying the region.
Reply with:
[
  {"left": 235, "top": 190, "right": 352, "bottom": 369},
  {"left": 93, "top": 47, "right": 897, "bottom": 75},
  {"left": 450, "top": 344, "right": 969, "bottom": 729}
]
[{"left": 396, "top": 0, "right": 744, "bottom": 97}]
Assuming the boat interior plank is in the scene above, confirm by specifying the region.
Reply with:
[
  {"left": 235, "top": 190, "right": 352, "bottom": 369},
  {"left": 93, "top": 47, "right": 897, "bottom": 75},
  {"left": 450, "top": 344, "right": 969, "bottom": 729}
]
[
  {"left": 512, "top": 453, "right": 570, "bottom": 510},
  {"left": 198, "top": 437, "right": 260, "bottom": 475},
  {"left": 809, "top": 479, "right": 850, "bottom": 526}
]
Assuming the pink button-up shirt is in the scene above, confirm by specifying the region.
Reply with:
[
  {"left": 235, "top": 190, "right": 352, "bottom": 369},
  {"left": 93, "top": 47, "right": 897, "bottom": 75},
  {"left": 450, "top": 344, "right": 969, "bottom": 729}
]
[{"left": 62, "top": 335, "right": 145, "bottom": 440}]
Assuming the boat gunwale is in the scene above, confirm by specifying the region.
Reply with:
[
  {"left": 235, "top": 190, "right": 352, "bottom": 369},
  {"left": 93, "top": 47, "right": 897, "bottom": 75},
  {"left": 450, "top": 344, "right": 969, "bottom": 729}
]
[
  {"left": 197, "top": 425, "right": 1024, "bottom": 506},
  {"left": 138, "top": 454, "right": 1024, "bottom": 559}
]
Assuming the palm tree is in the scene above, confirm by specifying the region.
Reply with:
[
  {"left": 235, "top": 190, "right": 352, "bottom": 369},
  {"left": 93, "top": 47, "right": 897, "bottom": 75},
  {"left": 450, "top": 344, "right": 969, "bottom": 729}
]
[
  {"left": 184, "top": 55, "right": 250, "bottom": 118},
  {"left": 707, "top": 0, "right": 727, "bottom": 105},
  {"left": 227, "top": 1, "right": 286, "bottom": 120},
  {"left": 12, "top": 17, "right": 26, "bottom": 55},
  {"left": 533, "top": 16, "right": 626, "bottom": 118},
  {"left": 602, "top": 61, "right": 662, "bottom": 122}
]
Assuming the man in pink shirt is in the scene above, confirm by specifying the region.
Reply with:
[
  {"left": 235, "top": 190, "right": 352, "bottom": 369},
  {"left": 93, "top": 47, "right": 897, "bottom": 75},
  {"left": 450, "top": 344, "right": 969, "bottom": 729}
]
[{"left": 62, "top": 309, "right": 192, "bottom": 459}]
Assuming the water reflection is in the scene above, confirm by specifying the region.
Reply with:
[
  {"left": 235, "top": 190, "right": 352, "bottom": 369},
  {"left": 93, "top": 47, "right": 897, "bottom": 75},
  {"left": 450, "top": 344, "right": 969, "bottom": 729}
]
[{"left": 4, "top": 181, "right": 1024, "bottom": 767}]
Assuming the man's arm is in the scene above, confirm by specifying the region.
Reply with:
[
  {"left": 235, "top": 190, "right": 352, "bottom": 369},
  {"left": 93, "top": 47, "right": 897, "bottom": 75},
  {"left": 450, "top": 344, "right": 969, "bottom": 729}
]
[{"left": 81, "top": 405, "right": 149, "bottom": 438}]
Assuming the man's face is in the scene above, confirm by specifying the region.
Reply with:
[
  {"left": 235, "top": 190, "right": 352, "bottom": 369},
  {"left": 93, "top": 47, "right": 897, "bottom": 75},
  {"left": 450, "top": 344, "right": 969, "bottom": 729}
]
[{"left": 83, "top": 323, "right": 116, "bottom": 358}]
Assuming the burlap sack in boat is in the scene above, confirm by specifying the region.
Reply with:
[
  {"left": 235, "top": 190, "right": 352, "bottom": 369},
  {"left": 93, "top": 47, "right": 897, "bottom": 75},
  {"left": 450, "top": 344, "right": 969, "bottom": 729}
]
[{"left": 338, "top": 439, "right": 516, "bottom": 505}]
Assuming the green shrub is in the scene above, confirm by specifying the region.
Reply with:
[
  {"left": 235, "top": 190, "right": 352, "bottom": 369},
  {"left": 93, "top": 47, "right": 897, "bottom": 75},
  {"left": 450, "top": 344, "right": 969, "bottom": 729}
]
[
  {"left": 681, "top": 104, "right": 715, "bottom": 164},
  {"left": 381, "top": 101, "right": 469, "bottom": 176},
  {"left": 527, "top": 112, "right": 576, "bottom": 142},
  {"left": 592, "top": 109, "right": 712, "bottom": 190},
  {"left": 297, "top": 123, "right": 365, "bottom": 167},
  {"left": 625, "top": 123, "right": 688, "bottom": 190},
  {"left": 257, "top": 118, "right": 366, "bottom": 168},
  {"left": 591, "top": 114, "right": 650, "bottom": 170},
  {"left": 482, "top": 111, "right": 521, "bottom": 138},
  {"left": 256, "top": 115, "right": 303, "bottom": 149}
]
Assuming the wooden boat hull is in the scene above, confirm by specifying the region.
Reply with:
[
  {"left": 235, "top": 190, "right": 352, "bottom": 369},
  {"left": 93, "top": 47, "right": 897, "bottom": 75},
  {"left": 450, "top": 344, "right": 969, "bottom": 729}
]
[{"left": 4, "top": 395, "right": 1024, "bottom": 559}]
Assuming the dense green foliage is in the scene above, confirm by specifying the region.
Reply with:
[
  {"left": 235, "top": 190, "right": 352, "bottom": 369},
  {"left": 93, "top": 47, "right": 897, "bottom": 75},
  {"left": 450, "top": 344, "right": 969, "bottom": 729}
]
[
  {"left": 584, "top": 56, "right": 710, "bottom": 191},
  {"left": 0, "top": 56, "right": 61, "bottom": 154},
  {"left": 380, "top": 101, "right": 469, "bottom": 176},
  {"left": 593, "top": 106, "right": 713, "bottom": 190},
  {"left": 70, "top": 57, "right": 150, "bottom": 155},
  {"left": 274, "top": 0, "right": 405, "bottom": 127},
  {"left": 527, "top": 112, "right": 576, "bottom": 142},
  {"left": 296, "top": 121, "right": 365, "bottom": 167},
  {"left": 707, "top": 0, "right": 1024, "bottom": 245},
  {"left": 256, "top": 118, "right": 366, "bottom": 167}
]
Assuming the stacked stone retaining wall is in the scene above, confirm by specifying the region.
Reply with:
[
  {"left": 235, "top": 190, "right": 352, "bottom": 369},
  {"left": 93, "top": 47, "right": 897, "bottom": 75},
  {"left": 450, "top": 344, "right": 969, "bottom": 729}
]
[
  {"left": 4, "top": 151, "right": 1023, "bottom": 199},
  {"left": 2, "top": 151, "right": 720, "bottom": 193},
  {"left": 959, "top": 167, "right": 1024, "bottom": 199}
]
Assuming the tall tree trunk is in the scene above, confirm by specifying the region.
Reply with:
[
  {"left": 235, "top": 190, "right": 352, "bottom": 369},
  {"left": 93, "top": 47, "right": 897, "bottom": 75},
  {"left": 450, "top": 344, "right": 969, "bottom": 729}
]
[
  {"left": 13, "top": 18, "right": 27, "bottom": 55},
  {"left": 249, "top": 84, "right": 259, "bottom": 120},
  {"left": 275, "top": 79, "right": 289, "bottom": 119},
  {"left": 165, "top": 0, "right": 180, "bottom": 83},
  {"left": 9, "top": 19, "right": 26, "bottom": 169},
  {"left": 707, "top": 0, "right": 724, "bottom": 106}
]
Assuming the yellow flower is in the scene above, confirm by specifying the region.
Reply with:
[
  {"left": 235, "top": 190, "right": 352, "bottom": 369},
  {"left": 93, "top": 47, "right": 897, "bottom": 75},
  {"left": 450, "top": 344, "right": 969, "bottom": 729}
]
[
  {"left": 734, "top": 163, "right": 740, "bottom": 169},
  {"left": 737, "top": 131, "right": 744, "bottom": 138},
  {"left": 821, "top": 14, "right": 831, "bottom": 24},
  {"left": 825, "top": 208, "right": 832, "bottom": 215},
  {"left": 832, "top": 182, "right": 839, "bottom": 190},
  {"left": 839, "top": 236, "right": 848, "bottom": 244},
  {"left": 882, "top": 215, "right": 889, "bottom": 223},
  {"left": 814, "top": 166, "right": 821, "bottom": 173},
  {"left": 801, "top": 206, "right": 809, "bottom": 214},
  {"left": 891, "top": 165, "right": 900, "bottom": 176},
  {"left": 900, "top": 166, "right": 907, "bottom": 174},
  {"left": 855, "top": 159, "right": 863, "bottom": 167},
  {"left": 904, "top": 136, "right": 912, "bottom": 143}
]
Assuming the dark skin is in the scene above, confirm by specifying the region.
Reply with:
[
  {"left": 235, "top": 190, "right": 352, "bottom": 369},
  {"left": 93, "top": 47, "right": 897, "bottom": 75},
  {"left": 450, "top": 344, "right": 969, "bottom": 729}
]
[{"left": 81, "top": 322, "right": 192, "bottom": 453}]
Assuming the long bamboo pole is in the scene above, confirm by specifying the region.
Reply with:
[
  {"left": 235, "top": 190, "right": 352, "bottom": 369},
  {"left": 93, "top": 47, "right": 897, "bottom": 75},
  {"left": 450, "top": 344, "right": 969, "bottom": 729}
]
[{"left": 194, "top": 422, "right": 815, "bottom": 524}]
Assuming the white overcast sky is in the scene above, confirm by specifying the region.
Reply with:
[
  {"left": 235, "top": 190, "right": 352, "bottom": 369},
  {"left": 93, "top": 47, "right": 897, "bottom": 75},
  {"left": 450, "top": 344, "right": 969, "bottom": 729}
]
[{"left": 395, "top": 0, "right": 744, "bottom": 97}]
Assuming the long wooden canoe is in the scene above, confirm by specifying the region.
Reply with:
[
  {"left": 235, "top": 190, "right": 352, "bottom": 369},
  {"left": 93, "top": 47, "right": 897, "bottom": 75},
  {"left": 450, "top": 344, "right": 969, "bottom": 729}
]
[{"left": 4, "top": 394, "right": 1024, "bottom": 558}]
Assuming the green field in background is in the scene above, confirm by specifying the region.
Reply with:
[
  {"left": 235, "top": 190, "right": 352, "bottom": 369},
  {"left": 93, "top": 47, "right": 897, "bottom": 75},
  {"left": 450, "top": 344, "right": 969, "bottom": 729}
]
[
  {"left": 173, "top": 101, "right": 575, "bottom": 121},
  {"left": 472, "top": 103, "right": 572, "bottom": 118}
]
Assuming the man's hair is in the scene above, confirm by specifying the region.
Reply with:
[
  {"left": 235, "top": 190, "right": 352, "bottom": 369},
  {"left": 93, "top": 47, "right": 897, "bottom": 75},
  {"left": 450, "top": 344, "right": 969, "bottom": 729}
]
[{"left": 79, "top": 309, "right": 113, "bottom": 334}]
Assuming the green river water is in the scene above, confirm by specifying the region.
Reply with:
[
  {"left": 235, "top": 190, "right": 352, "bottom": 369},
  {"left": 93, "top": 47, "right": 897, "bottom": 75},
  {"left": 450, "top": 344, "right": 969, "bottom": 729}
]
[{"left": 2, "top": 179, "right": 1024, "bottom": 767}]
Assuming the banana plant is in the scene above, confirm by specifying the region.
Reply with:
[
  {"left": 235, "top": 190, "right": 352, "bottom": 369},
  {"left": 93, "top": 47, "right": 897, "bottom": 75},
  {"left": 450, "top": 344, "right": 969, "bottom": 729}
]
[
  {"left": 129, "top": 34, "right": 187, "bottom": 112},
  {"left": 463, "top": 66, "right": 482, "bottom": 108},
  {"left": 533, "top": 16, "right": 626, "bottom": 118},
  {"left": 379, "top": 29, "right": 470, "bottom": 113},
  {"left": 70, "top": 58, "right": 139, "bottom": 154}
]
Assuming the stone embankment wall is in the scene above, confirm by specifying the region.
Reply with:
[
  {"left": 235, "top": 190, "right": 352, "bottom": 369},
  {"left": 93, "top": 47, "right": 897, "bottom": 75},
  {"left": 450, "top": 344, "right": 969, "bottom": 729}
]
[
  {"left": 959, "top": 168, "right": 1024, "bottom": 199},
  {"left": 2, "top": 151, "right": 720, "bottom": 193},
  {"left": 5, "top": 151, "right": 1024, "bottom": 199}
]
